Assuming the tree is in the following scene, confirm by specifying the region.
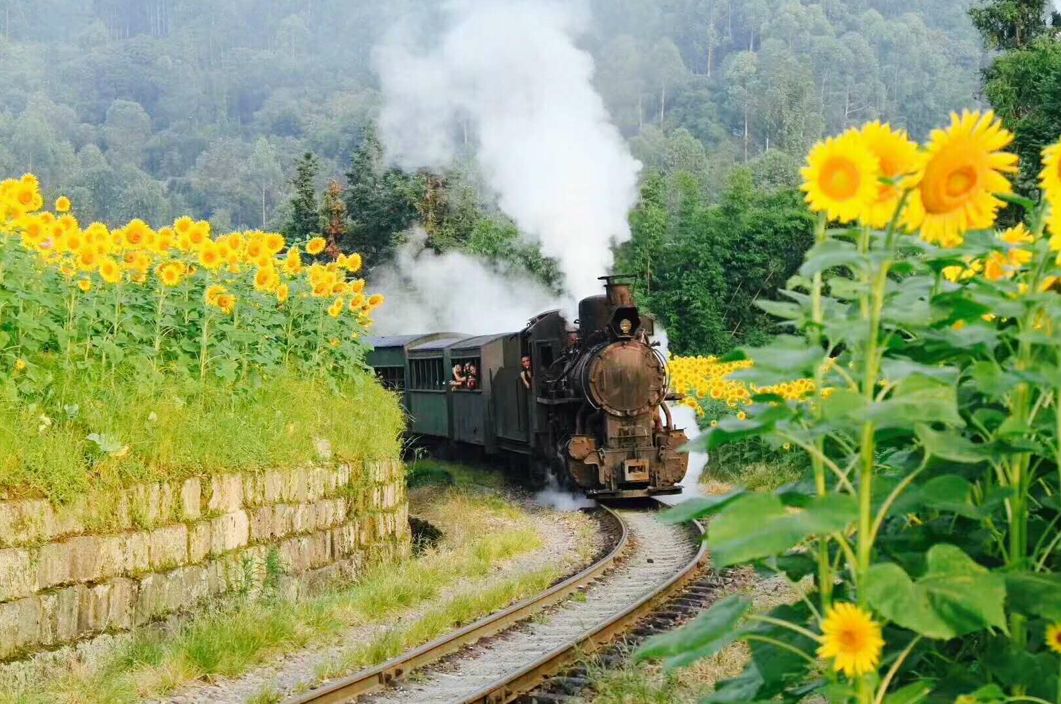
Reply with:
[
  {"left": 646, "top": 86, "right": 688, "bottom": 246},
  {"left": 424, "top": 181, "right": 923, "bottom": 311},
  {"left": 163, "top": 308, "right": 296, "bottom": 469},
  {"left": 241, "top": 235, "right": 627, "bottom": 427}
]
[
  {"left": 283, "top": 152, "right": 321, "bottom": 244},
  {"left": 972, "top": 0, "right": 1061, "bottom": 192},
  {"left": 320, "top": 180, "right": 348, "bottom": 259},
  {"left": 344, "top": 127, "right": 422, "bottom": 273},
  {"left": 969, "top": 0, "right": 1054, "bottom": 49},
  {"left": 247, "top": 138, "right": 283, "bottom": 229}
]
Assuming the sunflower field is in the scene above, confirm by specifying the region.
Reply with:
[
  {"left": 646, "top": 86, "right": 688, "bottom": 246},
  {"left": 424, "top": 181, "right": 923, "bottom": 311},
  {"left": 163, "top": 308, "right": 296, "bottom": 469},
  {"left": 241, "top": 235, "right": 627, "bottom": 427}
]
[
  {"left": 0, "top": 177, "right": 400, "bottom": 503},
  {"left": 640, "top": 111, "right": 1061, "bottom": 703}
]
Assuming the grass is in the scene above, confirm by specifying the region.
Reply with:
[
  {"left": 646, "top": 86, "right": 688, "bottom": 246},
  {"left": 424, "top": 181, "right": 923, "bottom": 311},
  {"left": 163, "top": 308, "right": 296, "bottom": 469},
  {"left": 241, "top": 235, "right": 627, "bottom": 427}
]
[
  {"left": 0, "top": 479, "right": 550, "bottom": 704},
  {"left": 702, "top": 440, "right": 805, "bottom": 493},
  {"left": 0, "top": 367, "right": 404, "bottom": 503}
]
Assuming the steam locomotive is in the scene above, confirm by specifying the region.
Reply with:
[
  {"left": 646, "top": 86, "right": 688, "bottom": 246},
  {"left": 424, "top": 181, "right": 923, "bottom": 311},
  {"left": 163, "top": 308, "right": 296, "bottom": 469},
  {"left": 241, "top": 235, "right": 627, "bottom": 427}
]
[{"left": 366, "top": 276, "right": 689, "bottom": 499}]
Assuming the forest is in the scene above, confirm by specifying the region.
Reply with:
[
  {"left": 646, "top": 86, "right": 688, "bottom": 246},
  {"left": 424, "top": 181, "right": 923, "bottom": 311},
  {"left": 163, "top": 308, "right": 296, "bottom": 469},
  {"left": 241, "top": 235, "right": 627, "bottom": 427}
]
[{"left": 0, "top": 0, "right": 1052, "bottom": 352}]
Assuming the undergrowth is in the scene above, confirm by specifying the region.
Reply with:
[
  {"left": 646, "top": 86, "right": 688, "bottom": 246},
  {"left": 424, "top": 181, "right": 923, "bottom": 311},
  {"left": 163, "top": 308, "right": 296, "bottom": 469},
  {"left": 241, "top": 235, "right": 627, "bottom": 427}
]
[{"left": 0, "top": 367, "right": 403, "bottom": 502}]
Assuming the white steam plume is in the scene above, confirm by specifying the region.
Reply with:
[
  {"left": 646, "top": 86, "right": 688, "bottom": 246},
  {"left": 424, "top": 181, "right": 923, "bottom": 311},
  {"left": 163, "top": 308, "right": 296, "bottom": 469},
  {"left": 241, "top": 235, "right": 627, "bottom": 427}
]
[
  {"left": 1054, "top": 0, "right": 1061, "bottom": 16},
  {"left": 372, "top": 229, "right": 556, "bottom": 335},
  {"left": 373, "top": 0, "right": 640, "bottom": 310}
]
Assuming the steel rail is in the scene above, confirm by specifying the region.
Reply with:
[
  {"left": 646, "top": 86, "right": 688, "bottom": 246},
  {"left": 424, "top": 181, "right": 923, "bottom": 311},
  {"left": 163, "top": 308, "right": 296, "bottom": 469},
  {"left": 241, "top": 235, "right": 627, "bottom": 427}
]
[
  {"left": 459, "top": 506, "right": 707, "bottom": 704},
  {"left": 288, "top": 505, "right": 629, "bottom": 704}
]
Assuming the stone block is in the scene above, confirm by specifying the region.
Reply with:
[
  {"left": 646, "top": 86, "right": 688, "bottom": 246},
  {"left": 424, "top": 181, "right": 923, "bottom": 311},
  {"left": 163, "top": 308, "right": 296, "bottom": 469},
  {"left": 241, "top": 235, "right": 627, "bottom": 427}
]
[
  {"left": 123, "top": 531, "right": 150, "bottom": 574},
  {"left": 0, "top": 548, "right": 33, "bottom": 602},
  {"left": 188, "top": 521, "right": 211, "bottom": 563},
  {"left": 78, "top": 577, "right": 135, "bottom": 634},
  {"left": 0, "top": 596, "right": 41, "bottom": 659},
  {"left": 147, "top": 524, "right": 188, "bottom": 569},
  {"left": 210, "top": 511, "right": 249, "bottom": 555},
  {"left": 0, "top": 499, "right": 83, "bottom": 548},
  {"left": 248, "top": 505, "right": 274, "bottom": 542},
  {"left": 158, "top": 482, "right": 177, "bottom": 523},
  {"left": 332, "top": 523, "right": 358, "bottom": 558},
  {"left": 35, "top": 541, "right": 73, "bottom": 589},
  {"left": 179, "top": 478, "right": 201, "bottom": 520},
  {"left": 38, "top": 585, "right": 82, "bottom": 646},
  {"left": 134, "top": 570, "right": 184, "bottom": 625},
  {"left": 207, "top": 475, "right": 243, "bottom": 514},
  {"left": 271, "top": 504, "right": 294, "bottom": 538}
]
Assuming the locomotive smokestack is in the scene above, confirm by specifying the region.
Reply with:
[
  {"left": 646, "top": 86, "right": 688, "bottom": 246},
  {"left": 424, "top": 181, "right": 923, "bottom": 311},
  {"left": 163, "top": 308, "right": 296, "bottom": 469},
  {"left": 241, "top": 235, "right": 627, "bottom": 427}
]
[{"left": 601, "top": 275, "right": 635, "bottom": 307}]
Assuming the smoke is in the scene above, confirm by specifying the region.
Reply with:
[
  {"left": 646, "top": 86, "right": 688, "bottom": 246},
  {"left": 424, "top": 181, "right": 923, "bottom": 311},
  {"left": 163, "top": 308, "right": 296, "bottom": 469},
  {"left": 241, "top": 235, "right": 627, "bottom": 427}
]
[
  {"left": 654, "top": 326, "right": 708, "bottom": 503},
  {"left": 372, "top": 229, "right": 556, "bottom": 335},
  {"left": 1055, "top": 0, "right": 1061, "bottom": 16},
  {"left": 373, "top": 0, "right": 641, "bottom": 311},
  {"left": 534, "top": 472, "right": 596, "bottom": 512}
]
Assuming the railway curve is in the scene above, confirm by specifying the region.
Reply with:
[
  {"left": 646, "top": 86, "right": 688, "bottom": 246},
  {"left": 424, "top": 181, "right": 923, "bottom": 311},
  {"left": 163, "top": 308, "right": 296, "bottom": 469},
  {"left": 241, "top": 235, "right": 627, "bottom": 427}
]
[{"left": 288, "top": 502, "right": 706, "bottom": 704}]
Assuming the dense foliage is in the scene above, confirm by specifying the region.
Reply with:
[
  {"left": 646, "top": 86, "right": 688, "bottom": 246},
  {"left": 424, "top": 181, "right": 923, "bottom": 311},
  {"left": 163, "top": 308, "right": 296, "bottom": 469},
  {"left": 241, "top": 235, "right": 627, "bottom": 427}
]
[{"left": 640, "top": 113, "right": 1061, "bottom": 702}]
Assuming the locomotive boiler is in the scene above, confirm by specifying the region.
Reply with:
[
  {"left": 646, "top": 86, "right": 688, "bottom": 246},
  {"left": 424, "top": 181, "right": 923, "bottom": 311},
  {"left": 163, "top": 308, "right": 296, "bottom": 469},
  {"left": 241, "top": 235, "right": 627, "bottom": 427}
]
[{"left": 366, "top": 276, "right": 689, "bottom": 499}]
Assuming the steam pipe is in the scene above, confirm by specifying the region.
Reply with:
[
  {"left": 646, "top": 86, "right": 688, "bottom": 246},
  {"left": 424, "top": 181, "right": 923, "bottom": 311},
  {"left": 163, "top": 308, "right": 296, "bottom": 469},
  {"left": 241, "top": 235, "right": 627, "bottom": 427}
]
[{"left": 659, "top": 402, "right": 673, "bottom": 431}]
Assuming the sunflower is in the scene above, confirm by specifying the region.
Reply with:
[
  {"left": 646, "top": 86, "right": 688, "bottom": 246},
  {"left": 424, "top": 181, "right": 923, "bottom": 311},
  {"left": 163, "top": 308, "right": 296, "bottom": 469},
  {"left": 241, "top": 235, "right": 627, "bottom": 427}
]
[
  {"left": 1046, "top": 623, "right": 1061, "bottom": 655},
  {"left": 265, "top": 233, "right": 285, "bottom": 254},
  {"left": 204, "top": 284, "right": 226, "bottom": 306},
  {"left": 156, "top": 261, "right": 185, "bottom": 287},
  {"left": 801, "top": 129, "right": 881, "bottom": 224},
  {"left": 327, "top": 297, "right": 344, "bottom": 318},
  {"left": 77, "top": 278, "right": 92, "bottom": 293},
  {"left": 344, "top": 252, "right": 362, "bottom": 273},
  {"left": 216, "top": 293, "right": 236, "bottom": 315},
  {"left": 817, "top": 603, "right": 884, "bottom": 678},
  {"left": 276, "top": 283, "right": 290, "bottom": 304},
  {"left": 55, "top": 196, "right": 71, "bottom": 213},
  {"left": 76, "top": 250, "right": 100, "bottom": 271},
  {"left": 306, "top": 236, "right": 327, "bottom": 255},
  {"left": 98, "top": 256, "right": 123, "bottom": 285},
  {"left": 1041, "top": 141, "right": 1061, "bottom": 204},
  {"left": 198, "top": 241, "right": 223, "bottom": 270},
  {"left": 858, "top": 122, "right": 921, "bottom": 228},
  {"left": 904, "top": 111, "right": 1018, "bottom": 247},
  {"left": 254, "top": 266, "right": 279, "bottom": 293},
  {"left": 367, "top": 293, "right": 385, "bottom": 310}
]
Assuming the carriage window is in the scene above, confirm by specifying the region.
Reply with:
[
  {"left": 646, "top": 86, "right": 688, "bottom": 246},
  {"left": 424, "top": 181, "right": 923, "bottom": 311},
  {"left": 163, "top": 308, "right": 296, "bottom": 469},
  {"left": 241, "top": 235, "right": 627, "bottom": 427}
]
[
  {"left": 450, "top": 356, "right": 481, "bottom": 392},
  {"left": 374, "top": 366, "right": 405, "bottom": 391},
  {"left": 535, "top": 342, "right": 554, "bottom": 370},
  {"left": 410, "top": 358, "right": 445, "bottom": 390}
]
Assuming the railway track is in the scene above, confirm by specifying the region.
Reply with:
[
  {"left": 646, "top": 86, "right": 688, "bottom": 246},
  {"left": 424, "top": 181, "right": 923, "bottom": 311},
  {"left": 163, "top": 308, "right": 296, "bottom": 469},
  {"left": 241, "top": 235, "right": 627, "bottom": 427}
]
[{"left": 288, "top": 501, "right": 707, "bottom": 704}]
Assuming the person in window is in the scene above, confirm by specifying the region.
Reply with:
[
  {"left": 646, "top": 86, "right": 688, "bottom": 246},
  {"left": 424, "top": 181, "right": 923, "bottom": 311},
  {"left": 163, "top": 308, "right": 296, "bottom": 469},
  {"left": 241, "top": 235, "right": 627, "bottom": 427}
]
[
  {"left": 464, "top": 362, "right": 479, "bottom": 390},
  {"left": 449, "top": 363, "right": 466, "bottom": 389},
  {"left": 520, "top": 355, "right": 533, "bottom": 390}
]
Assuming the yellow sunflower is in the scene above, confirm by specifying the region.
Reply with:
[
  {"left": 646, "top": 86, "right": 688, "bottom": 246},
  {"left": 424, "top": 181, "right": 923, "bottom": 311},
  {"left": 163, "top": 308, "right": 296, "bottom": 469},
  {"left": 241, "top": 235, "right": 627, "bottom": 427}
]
[
  {"left": 217, "top": 293, "right": 236, "bottom": 316},
  {"left": 1047, "top": 623, "right": 1061, "bottom": 655},
  {"left": 817, "top": 603, "right": 884, "bottom": 678},
  {"left": 204, "top": 284, "right": 226, "bottom": 306},
  {"left": 801, "top": 129, "right": 880, "bottom": 224},
  {"left": 55, "top": 196, "right": 71, "bottom": 213},
  {"left": 1041, "top": 141, "right": 1061, "bottom": 203},
  {"left": 98, "top": 256, "right": 123, "bottom": 285},
  {"left": 77, "top": 278, "right": 92, "bottom": 293},
  {"left": 327, "top": 297, "right": 344, "bottom": 318},
  {"left": 306, "top": 236, "right": 326, "bottom": 255},
  {"left": 858, "top": 122, "right": 921, "bottom": 228},
  {"left": 904, "top": 110, "right": 1018, "bottom": 247},
  {"left": 198, "top": 241, "right": 223, "bottom": 270},
  {"left": 367, "top": 293, "right": 385, "bottom": 309},
  {"left": 156, "top": 261, "right": 185, "bottom": 287},
  {"left": 276, "top": 283, "right": 290, "bottom": 304}
]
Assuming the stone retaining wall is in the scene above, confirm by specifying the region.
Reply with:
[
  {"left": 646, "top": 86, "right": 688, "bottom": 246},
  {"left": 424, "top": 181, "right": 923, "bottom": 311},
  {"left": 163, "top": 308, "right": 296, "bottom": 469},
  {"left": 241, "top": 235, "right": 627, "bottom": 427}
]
[{"left": 0, "top": 459, "right": 409, "bottom": 660}]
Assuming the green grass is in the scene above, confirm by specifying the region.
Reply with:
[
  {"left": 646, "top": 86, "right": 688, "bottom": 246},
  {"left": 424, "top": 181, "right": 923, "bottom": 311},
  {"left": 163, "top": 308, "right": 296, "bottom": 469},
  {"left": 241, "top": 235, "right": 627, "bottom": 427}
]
[
  {"left": 0, "top": 485, "right": 546, "bottom": 704},
  {"left": 0, "top": 367, "right": 404, "bottom": 503}
]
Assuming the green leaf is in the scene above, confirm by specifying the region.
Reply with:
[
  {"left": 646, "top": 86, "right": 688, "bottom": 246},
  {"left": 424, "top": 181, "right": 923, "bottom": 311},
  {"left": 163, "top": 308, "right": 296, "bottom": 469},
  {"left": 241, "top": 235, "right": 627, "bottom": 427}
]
[
  {"left": 635, "top": 595, "right": 751, "bottom": 668},
  {"left": 743, "top": 335, "right": 823, "bottom": 374},
  {"left": 703, "top": 665, "right": 764, "bottom": 703},
  {"left": 755, "top": 299, "right": 804, "bottom": 321},
  {"left": 660, "top": 490, "right": 745, "bottom": 524},
  {"left": 918, "top": 474, "right": 982, "bottom": 518},
  {"left": 1004, "top": 572, "right": 1061, "bottom": 621},
  {"left": 800, "top": 239, "right": 864, "bottom": 277},
  {"left": 708, "top": 493, "right": 856, "bottom": 567},
  {"left": 884, "top": 681, "right": 933, "bottom": 704},
  {"left": 915, "top": 425, "right": 990, "bottom": 463},
  {"left": 866, "top": 545, "right": 1007, "bottom": 639},
  {"left": 864, "top": 375, "right": 963, "bottom": 428}
]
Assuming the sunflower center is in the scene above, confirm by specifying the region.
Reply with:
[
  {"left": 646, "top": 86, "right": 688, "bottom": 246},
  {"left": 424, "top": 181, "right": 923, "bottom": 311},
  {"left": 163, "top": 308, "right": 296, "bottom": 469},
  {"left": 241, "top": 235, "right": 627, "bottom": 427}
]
[
  {"left": 946, "top": 165, "right": 978, "bottom": 199},
  {"left": 821, "top": 158, "right": 861, "bottom": 200},
  {"left": 838, "top": 627, "right": 866, "bottom": 653}
]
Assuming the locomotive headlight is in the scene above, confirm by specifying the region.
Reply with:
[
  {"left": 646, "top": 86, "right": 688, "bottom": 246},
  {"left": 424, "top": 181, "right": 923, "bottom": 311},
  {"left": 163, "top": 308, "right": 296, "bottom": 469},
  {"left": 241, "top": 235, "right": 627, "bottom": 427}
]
[{"left": 619, "top": 318, "right": 633, "bottom": 335}]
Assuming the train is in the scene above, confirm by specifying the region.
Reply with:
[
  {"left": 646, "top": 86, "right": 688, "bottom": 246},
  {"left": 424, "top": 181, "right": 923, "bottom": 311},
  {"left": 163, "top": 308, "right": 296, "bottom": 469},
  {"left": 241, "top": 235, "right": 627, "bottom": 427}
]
[{"left": 366, "top": 276, "right": 689, "bottom": 499}]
